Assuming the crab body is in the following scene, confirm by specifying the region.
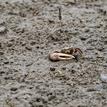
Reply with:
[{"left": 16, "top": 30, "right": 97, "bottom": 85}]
[{"left": 61, "top": 48, "right": 83, "bottom": 56}]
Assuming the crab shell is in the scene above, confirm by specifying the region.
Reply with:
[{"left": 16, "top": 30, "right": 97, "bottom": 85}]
[
  {"left": 61, "top": 47, "right": 83, "bottom": 56},
  {"left": 60, "top": 48, "right": 83, "bottom": 61}
]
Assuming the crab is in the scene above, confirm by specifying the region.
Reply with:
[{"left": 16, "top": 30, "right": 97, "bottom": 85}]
[{"left": 49, "top": 48, "right": 83, "bottom": 62}]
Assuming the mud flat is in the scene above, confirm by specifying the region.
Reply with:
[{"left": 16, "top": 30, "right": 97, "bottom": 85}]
[{"left": 0, "top": 0, "right": 107, "bottom": 107}]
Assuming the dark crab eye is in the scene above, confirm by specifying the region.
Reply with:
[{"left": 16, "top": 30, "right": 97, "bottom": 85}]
[{"left": 74, "top": 54, "right": 79, "bottom": 62}]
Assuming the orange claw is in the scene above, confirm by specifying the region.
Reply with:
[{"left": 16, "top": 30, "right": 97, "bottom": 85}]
[{"left": 49, "top": 51, "right": 75, "bottom": 62}]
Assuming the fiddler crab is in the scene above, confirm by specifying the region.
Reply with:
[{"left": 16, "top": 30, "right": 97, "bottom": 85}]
[{"left": 49, "top": 47, "right": 83, "bottom": 62}]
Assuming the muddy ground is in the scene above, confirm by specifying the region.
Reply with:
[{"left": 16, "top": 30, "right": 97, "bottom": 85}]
[{"left": 0, "top": 0, "right": 107, "bottom": 107}]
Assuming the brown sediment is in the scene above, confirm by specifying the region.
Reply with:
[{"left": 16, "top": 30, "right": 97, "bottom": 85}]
[{"left": 0, "top": 0, "right": 106, "bottom": 107}]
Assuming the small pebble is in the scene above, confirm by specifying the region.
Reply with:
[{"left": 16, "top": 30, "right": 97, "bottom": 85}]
[
  {"left": 0, "top": 26, "right": 7, "bottom": 33},
  {"left": 100, "top": 73, "right": 107, "bottom": 83}
]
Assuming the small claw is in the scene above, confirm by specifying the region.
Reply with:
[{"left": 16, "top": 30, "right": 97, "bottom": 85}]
[{"left": 49, "top": 52, "right": 75, "bottom": 61}]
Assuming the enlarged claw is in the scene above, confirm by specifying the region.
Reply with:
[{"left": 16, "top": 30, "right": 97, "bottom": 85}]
[{"left": 49, "top": 52, "right": 75, "bottom": 61}]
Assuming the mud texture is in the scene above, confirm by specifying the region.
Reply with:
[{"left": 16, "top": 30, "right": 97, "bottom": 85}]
[{"left": 0, "top": 0, "right": 107, "bottom": 107}]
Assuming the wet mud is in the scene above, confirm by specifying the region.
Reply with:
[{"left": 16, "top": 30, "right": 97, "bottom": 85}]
[{"left": 0, "top": 0, "right": 107, "bottom": 107}]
